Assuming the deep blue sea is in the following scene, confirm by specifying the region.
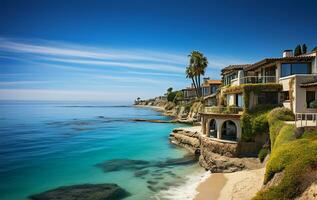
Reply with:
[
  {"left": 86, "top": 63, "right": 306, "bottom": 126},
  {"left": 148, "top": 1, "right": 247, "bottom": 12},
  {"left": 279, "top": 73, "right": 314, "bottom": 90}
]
[{"left": 0, "top": 101, "right": 205, "bottom": 200}]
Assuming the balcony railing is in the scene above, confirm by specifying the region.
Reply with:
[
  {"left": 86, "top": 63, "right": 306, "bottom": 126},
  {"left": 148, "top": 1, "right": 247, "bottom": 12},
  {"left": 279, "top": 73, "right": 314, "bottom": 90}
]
[
  {"left": 204, "top": 106, "right": 243, "bottom": 114},
  {"left": 240, "top": 76, "right": 276, "bottom": 84},
  {"left": 295, "top": 113, "right": 317, "bottom": 127}
]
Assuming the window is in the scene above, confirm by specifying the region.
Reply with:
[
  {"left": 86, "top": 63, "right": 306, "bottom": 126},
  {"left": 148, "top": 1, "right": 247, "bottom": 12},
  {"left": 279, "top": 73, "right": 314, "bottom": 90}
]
[
  {"left": 258, "top": 92, "right": 278, "bottom": 105},
  {"left": 210, "top": 86, "right": 218, "bottom": 94},
  {"left": 281, "top": 63, "right": 311, "bottom": 77},
  {"left": 306, "top": 91, "right": 315, "bottom": 108},
  {"left": 235, "top": 94, "right": 244, "bottom": 107},
  {"left": 281, "top": 91, "right": 290, "bottom": 101},
  {"left": 281, "top": 63, "right": 291, "bottom": 77}
]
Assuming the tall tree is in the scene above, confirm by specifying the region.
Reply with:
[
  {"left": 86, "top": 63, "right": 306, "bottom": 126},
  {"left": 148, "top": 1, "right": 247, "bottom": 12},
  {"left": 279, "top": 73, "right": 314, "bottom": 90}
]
[
  {"left": 294, "top": 44, "right": 302, "bottom": 56},
  {"left": 186, "top": 66, "right": 199, "bottom": 97},
  {"left": 186, "top": 51, "right": 208, "bottom": 97},
  {"left": 312, "top": 46, "right": 317, "bottom": 52},
  {"left": 302, "top": 44, "right": 307, "bottom": 54}
]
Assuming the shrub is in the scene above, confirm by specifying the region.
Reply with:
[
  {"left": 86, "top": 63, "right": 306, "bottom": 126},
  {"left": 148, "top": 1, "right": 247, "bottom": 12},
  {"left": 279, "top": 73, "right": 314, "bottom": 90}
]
[
  {"left": 309, "top": 100, "right": 317, "bottom": 108},
  {"left": 167, "top": 91, "right": 177, "bottom": 102},
  {"left": 253, "top": 107, "right": 317, "bottom": 200},
  {"left": 241, "top": 105, "right": 274, "bottom": 142},
  {"left": 258, "top": 148, "right": 269, "bottom": 162},
  {"left": 254, "top": 130, "right": 317, "bottom": 199},
  {"left": 267, "top": 107, "right": 294, "bottom": 124}
]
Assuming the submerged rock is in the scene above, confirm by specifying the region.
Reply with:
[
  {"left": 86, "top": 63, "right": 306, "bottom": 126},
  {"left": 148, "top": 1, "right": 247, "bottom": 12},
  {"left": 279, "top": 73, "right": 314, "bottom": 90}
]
[
  {"left": 96, "top": 159, "right": 150, "bottom": 172},
  {"left": 96, "top": 155, "right": 197, "bottom": 173},
  {"left": 134, "top": 169, "right": 149, "bottom": 177},
  {"left": 28, "top": 183, "right": 129, "bottom": 200}
]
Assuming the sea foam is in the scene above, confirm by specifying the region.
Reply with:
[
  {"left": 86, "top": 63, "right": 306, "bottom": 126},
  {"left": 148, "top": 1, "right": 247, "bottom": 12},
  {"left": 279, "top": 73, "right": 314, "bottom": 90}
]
[{"left": 154, "top": 170, "right": 211, "bottom": 200}]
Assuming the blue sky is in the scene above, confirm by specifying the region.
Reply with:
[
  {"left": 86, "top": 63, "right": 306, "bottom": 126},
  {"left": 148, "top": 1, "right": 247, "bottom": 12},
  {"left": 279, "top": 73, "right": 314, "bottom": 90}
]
[{"left": 0, "top": 0, "right": 317, "bottom": 102}]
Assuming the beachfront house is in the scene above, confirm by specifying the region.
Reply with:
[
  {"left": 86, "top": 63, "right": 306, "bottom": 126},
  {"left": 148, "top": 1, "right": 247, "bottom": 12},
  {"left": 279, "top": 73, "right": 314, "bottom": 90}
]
[
  {"left": 182, "top": 78, "right": 221, "bottom": 105},
  {"left": 201, "top": 78, "right": 221, "bottom": 106},
  {"left": 201, "top": 50, "right": 317, "bottom": 142}
]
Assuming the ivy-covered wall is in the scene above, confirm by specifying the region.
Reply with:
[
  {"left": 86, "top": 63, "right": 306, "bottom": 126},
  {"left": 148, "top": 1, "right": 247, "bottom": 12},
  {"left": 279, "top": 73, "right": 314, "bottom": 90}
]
[{"left": 222, "top": 83, "right": 283, "bottom": 111}]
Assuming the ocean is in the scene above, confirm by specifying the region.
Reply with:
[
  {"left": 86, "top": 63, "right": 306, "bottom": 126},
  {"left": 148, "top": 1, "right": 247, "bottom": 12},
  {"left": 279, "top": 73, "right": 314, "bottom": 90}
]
[{"left": 0, "top": 101, "right": 206, "bottom": 200}]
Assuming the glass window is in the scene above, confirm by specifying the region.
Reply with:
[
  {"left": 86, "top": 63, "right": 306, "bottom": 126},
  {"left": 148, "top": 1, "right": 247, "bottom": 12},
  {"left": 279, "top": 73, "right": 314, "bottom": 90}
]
[
  {"left": 258, "top": 92, "right": 278, "bottom": 105},
  {"left": 281, "top": 63, "right": 311, "bottom": 77},
  {"left": 236, "top": 94, "right": 244, "bottom": 107},
  {"left": 306, "top": 91, "right": 315, "bottom": 108},
  {"left": 281, "top": 63, "right": 291, "bottom": 77},
  {"left": 292, "top": 63, "right": 311, "bottom": 74}
]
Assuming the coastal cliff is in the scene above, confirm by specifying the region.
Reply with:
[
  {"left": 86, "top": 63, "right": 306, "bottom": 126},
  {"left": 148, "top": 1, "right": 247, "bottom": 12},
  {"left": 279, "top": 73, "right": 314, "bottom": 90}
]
[{"left": 135, "top": 99, "right": 203, "bottom": 124}]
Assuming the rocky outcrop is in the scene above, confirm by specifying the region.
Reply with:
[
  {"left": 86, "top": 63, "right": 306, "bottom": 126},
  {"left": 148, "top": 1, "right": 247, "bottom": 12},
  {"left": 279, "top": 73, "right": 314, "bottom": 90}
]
[
  {"left": 29, "top": 184, "right": 130, "bottom": 200},
  {"left": 169, "top": 127, "right": 262, "bottom": 173},
  {"left": 296, "top": 183, "right": 317, "bottom": 200},
  {"left": 169, "top": 128, "right": 201, "bottom": 154},
  {"left": 200, "top": 136, "right": 238, "bottom": 157}
]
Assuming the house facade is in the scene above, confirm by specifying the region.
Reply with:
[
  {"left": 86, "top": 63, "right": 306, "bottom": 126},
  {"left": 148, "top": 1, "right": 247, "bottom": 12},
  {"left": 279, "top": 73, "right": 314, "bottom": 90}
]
[
  {"left": 182, "top": 79, "right": 221, "bottom": 105},
  {"left": 201, "top": 50, "right": 317, "bottom": 142}
]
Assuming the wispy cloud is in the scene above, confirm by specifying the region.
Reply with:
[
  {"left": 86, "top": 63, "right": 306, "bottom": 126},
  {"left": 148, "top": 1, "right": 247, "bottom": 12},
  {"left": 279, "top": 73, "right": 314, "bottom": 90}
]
[
  {"left": 0, "top": 37, "right": 186, "bottom": 73},
  {"left": 0, "top": 37, "right": 248, "bottom": 100},
  {"left": 0, "top": 89, "right": 141, "bottom": 101},
  {"left": 0, "top": 81, "right": 54, "bottom": 85}
]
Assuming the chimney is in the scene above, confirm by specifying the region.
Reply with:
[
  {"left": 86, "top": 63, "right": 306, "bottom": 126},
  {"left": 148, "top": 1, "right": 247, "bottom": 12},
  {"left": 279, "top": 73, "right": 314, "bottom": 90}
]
[{"left": 283, "top": 50, "right": 293, "bottom": 58}]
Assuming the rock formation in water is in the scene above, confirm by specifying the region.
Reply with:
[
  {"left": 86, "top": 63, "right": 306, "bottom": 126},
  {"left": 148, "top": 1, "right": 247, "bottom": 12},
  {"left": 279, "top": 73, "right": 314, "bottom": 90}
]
[{"left": 28, "top": 183, "right": 130, "bottom": 200}]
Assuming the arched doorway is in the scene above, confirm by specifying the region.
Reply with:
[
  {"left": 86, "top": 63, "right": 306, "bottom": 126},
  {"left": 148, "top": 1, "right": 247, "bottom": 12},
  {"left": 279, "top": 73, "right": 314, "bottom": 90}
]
[
  {"left": 221, "top": 120, "right": 237, "bottom": 141},
  {"left": 209, "top": 119, "right": 217, "bottom": 138}
]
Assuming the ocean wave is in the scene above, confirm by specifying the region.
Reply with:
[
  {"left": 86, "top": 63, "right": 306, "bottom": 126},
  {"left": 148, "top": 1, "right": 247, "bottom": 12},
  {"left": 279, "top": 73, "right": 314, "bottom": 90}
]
[{"left": 154, "top": 170, "right": 211, "bottom": 200}]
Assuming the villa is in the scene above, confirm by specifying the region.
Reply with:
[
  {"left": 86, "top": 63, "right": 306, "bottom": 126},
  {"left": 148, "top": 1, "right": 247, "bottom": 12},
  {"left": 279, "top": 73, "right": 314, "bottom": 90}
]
[
  {"left": 182, "top": 78, "right": 221, "bottom": 105},
  {"left": 201, "top": 50, "right": 317, "bottom": 142}
]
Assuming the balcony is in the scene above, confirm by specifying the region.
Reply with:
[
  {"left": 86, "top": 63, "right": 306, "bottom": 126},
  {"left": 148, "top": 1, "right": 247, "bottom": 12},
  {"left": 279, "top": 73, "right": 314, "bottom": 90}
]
[
  {"left": 242, "top": 76, "right": 276, "bottom": 84},
  {"left": 204, "top": 106, "right": 243, "bottom": 115}
]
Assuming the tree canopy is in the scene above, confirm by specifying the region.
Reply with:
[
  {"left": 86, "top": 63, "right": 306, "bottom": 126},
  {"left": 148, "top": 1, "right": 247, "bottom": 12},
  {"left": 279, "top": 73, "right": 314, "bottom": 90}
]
[
  {"left": 294, "top": 44, "right": 302, "bottom": 56},
  {"left": 185, "top": 51, "right": 208, "bottom": 97}
]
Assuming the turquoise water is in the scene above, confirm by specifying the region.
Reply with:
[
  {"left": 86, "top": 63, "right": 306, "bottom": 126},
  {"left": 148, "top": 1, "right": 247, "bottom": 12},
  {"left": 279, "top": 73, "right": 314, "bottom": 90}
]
[{"left": 0, "top": 101, "right": 202, "bottom": 200}]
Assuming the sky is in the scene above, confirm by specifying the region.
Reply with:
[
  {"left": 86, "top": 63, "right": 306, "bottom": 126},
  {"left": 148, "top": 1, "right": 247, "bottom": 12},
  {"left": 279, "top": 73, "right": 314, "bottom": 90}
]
[{"left": 0, "top": 0, "right": 317, "bottom": 102}]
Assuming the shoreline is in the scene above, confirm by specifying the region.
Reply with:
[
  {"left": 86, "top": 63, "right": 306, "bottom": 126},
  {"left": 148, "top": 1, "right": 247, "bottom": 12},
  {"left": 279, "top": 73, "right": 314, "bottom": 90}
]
[
  {"left": 194, "top": 167, "right": 265, "bottom": 200},
  {"left": 136, "top": 103, "right": 265, "bottom": 200}
]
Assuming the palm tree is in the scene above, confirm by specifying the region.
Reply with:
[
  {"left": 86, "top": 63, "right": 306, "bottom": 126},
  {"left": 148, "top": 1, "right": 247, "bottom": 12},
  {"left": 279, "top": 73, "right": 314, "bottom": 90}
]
[
  {"left": 186, "top": 66, "right": 199, "bottom": 97},
  {"left": 186, "top": 51, "right": 208, "bottom": 97}
]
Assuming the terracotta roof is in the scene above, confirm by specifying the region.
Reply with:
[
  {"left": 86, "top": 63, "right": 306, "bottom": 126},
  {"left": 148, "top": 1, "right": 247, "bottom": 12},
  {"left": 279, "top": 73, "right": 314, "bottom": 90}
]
[
  {"left": 221, "top": 64, "right": 251, "bottom": 74},
  {"left": 245, "top": 56, "right": 315, "bottom": 71},
  {"left": 202, "top": 80, "right": 221, "bottom": 87}
]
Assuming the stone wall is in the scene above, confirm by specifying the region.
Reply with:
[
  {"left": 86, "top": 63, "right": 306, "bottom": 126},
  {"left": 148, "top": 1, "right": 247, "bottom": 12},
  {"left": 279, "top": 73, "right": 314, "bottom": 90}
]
[{"left": 170, "top": 127, "right": 262, "bottom": 173}]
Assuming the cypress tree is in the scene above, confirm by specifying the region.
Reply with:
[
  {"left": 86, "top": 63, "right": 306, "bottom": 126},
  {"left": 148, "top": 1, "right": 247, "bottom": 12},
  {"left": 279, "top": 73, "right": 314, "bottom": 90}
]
[
  {"left": 294, "top": 45, "right": 302, "bottom": 56},
  {"left": 302, "top": 44, "right": 307, "bottom": 54}
]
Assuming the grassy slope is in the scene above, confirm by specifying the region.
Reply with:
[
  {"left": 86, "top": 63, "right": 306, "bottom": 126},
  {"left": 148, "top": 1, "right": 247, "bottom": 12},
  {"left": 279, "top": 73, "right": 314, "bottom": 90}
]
[{"left": 253, "top": 108, "right": 317, "bottom": 200}]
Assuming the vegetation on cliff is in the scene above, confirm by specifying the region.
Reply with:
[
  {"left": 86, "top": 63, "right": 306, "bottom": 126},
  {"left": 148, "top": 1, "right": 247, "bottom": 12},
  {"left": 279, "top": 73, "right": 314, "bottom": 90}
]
[{"left": 254, "top": 108, "right": 317, "bottom": 200}]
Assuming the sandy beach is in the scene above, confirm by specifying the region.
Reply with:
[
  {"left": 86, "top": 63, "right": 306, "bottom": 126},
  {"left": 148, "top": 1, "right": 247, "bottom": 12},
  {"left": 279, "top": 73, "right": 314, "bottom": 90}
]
[{"left": 195, "top": 167, "right": 265, "bottom": 200}]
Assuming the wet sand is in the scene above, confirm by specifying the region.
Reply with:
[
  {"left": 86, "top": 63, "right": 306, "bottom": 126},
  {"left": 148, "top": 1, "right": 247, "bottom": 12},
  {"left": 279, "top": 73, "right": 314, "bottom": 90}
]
[
  {"left": 194, "top": 173, "right": 227, "bottom": 200},
  {"left": 195, "top": 167, "right": 265, "bottom": 200}
]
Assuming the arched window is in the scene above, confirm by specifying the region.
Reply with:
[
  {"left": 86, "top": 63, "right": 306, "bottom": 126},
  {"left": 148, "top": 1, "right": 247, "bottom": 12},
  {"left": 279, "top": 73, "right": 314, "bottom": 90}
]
[{"left": 221, "top": 120, "right": 237, "bottom": 141}]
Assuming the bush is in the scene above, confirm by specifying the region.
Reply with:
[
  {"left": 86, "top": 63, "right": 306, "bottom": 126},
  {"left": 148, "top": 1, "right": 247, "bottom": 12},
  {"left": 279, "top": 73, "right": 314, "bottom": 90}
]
[
  {"left": 258, "top": 148, "right": 269, "bottom": 162},
  {"left": 266, "top": 107, "right": 295, "bottom": 148},
  {"left": 253, "top": 107, "right": 317, "bottom": 200},
  {"left": 167, "top": 91, "right": 177, "bottom": 102},
  {"left": 241, "top": 105, "right": 273, "bottom": 142},
  {"left": 254, "top": 130, "right": 317, "bottom": 199},
  {"left": 310, "top": 100, "right": 317, "bottom": 108},
  {"left": 267, "top": 107, "right": 294, "bottom": 124}
]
